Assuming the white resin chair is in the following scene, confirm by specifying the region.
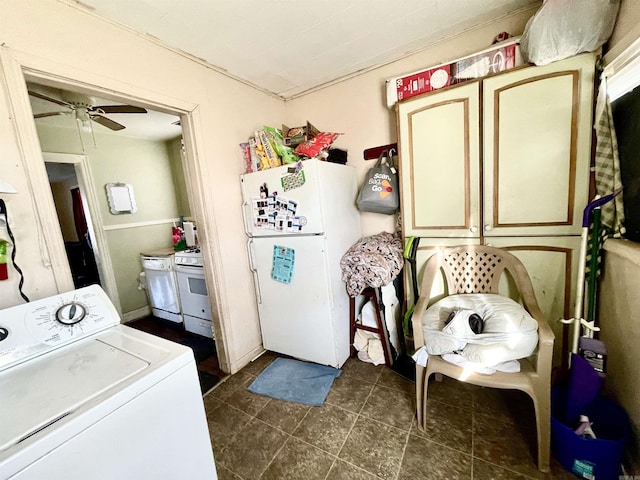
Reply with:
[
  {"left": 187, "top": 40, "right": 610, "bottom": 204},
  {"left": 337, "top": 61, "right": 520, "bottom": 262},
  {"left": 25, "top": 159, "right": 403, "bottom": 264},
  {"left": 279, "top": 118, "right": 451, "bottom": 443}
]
[{"left": 412, "top": 245, "right": 554, "bottom": 472}]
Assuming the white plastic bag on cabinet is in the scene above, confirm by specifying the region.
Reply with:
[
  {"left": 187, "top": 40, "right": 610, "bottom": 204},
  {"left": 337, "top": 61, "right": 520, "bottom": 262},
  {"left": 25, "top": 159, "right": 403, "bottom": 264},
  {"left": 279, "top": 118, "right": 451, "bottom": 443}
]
[{"left": 520, "top": 0, "right": 620, "bottom": 66}]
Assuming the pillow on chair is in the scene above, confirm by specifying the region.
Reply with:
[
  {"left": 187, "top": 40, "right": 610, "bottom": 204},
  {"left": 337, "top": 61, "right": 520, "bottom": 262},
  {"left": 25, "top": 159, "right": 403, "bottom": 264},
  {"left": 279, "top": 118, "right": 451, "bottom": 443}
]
[{"left": 422, "top": 293, "right": 539, "bottom": 367}]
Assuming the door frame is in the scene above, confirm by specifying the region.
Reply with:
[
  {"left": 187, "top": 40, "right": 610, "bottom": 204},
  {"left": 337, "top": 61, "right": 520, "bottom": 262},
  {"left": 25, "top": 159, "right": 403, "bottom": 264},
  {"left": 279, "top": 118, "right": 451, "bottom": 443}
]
[
  {"left": 43, "top": 152, "right": 121, "bottom": 312},
  {"left": 0, "top": 47, "right": 232, "bottom": 373}
]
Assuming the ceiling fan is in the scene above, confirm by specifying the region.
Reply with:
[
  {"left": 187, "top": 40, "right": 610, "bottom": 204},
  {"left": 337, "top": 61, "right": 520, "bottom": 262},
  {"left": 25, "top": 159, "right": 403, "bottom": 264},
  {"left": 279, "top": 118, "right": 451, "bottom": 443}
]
[{"left": 28, "top": 88, "right": 147, "bottom": 132}]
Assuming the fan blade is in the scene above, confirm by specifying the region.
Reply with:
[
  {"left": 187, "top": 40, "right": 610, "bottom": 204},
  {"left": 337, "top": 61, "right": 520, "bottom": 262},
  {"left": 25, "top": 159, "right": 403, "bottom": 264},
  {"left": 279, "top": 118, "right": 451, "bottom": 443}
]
[
  {"left": 28, "top": 90, "right": 70, "bottom": 107},
  {"left": 34, "top": 111, "right": 69, "bottom": 119},
  {"left": 91, "top": 114, "right": 125, "bottom": 131},
  {"left": 93, "top": 105, "right": 147, "bottom": 114}
]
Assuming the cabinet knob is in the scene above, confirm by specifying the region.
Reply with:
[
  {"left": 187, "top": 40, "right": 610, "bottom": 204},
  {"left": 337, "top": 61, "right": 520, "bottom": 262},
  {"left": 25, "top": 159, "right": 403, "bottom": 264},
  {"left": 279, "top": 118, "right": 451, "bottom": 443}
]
[
  {"left": 484, "top": 225, "right": 493, "bottom": 231},
  {"left": 469, "top": 226, "right": 478, "bottom": 233}
]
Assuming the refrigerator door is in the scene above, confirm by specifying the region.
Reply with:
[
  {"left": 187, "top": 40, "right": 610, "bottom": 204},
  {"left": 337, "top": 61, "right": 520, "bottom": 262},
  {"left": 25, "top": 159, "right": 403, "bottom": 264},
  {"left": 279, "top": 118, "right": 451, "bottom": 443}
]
[
  {"left": 248, "top": 235, "right": 342, "bottom": 367},
  {"left": 241, "top": 161, "right": 324, "bottom": 237}
]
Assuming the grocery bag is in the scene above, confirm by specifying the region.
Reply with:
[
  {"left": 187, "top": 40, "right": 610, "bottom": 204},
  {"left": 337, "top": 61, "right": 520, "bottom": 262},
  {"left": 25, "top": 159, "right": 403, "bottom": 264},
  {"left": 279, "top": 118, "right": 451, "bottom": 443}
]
[{"left": 356, "top": 150, "right": 399, "bottom": 215}]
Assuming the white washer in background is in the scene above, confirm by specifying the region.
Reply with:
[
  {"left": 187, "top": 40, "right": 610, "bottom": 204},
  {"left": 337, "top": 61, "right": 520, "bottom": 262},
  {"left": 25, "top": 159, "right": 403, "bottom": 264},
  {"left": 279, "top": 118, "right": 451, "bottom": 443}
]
[{"left": 0, "top": 285, "right": 217, "bottom": 480}]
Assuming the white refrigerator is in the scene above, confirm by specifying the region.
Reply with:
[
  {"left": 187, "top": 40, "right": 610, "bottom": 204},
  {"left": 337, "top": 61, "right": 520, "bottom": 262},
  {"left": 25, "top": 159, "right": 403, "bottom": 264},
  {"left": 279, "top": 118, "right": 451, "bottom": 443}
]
[{"left": 241, "top": 159, "right": 361, "bottom": 368}]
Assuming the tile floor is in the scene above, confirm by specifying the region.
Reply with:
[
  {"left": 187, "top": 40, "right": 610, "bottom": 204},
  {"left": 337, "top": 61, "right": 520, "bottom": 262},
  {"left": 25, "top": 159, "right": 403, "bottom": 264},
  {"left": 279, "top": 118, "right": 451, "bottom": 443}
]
[{"left": 204, "top": 352, "right": 577, "bottom": 480}]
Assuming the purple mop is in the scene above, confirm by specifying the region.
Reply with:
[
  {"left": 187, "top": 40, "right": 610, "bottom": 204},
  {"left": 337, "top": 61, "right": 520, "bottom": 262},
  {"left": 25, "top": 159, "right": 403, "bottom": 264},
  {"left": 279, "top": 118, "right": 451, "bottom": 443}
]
[{"left": 564, "top": 353, "right": 604, "bottom": 425}]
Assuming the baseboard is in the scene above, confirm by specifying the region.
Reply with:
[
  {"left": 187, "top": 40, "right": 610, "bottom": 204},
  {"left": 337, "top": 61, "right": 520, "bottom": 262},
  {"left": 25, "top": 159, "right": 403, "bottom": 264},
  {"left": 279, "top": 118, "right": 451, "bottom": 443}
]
[
  {"left": 122, "top": 305, "right": 151, "bottom": 323},
  {"left": 229, "top": 344, "right": 266, "bottom": 375}
]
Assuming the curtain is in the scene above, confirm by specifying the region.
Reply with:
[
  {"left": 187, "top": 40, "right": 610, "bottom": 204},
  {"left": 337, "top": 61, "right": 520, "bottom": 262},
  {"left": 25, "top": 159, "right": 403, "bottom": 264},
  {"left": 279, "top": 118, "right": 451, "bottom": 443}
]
[
  {"left": 71, "top": 187, "right": 89, "bottom": 244},
  {"left": 594, "top": 75, "right": 626, "bottom": 237}
]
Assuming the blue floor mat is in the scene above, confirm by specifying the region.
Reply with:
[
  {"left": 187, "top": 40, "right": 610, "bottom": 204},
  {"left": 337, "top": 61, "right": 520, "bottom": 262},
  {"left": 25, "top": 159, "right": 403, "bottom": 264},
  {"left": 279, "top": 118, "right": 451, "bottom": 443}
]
[{"left": 247, "top": 357, "right": 341, "bottom": 406}]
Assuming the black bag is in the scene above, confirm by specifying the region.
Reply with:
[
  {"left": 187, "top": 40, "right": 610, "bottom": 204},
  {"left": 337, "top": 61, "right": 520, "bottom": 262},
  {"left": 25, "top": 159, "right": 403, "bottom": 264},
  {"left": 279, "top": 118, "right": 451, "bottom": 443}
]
[{"left": 356, "top": 150, "right": 399, "bottom": 214}]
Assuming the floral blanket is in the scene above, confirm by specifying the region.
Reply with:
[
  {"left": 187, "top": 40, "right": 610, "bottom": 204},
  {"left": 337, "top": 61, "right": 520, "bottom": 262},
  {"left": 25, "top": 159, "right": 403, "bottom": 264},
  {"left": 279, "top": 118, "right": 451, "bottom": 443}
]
[{"left": 340, "top": 232, "right": 403, "bottom": 297}]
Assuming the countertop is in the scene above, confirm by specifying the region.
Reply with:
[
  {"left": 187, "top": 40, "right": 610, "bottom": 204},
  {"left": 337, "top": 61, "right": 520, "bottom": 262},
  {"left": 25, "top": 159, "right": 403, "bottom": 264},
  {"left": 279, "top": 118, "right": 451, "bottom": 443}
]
[
  {"left": 603, "top": 238, "right": 640, "bottom": 267},
  {"left": 139, "top": 247, "right": 176, "bottom": 257}
]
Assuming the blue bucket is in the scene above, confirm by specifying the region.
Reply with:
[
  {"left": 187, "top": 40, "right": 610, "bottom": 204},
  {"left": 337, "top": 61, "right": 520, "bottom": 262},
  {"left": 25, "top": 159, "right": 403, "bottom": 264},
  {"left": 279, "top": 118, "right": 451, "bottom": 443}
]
[{"left": 551, "top": 387, "right": 629, "bottom": 480}]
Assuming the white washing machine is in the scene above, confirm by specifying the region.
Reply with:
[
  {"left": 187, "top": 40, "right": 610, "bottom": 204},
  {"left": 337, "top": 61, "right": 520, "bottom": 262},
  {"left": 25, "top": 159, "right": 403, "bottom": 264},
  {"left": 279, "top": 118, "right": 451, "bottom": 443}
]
[{"left": 0, "top": 285, "right": 218, "bottom": 479}]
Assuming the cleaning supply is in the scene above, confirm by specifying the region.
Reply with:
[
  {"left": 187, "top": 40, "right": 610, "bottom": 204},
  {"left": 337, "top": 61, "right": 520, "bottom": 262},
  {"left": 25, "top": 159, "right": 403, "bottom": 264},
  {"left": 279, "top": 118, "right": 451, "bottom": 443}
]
[
  {"left": 183, "top": 221, "right": 196, "bottom": 247},
  {"left": 562, "top": 190, "right": 622, "bottom": 369},
  {"left": 574, "top": 415, "right": 596, "bottom": 439},
  {"left": 578, "top": 337, "right": 607, "bottom": 374}
]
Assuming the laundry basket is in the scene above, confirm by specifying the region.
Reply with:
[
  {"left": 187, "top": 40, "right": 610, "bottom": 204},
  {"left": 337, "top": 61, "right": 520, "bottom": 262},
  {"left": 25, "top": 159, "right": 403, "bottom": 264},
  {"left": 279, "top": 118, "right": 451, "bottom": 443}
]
[{"left": 551, "top": 387, "right": 629, "bottom": 480}]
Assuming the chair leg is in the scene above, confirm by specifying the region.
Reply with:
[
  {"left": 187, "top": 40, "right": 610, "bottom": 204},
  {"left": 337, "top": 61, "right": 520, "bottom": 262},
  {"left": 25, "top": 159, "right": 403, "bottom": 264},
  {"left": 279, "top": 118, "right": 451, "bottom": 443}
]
[
  {"left": 422, "top": 366, "right": 432, "bottom": 430},
  {"left": 415, "top": 364, "right": 425, "bottom": 429},
  {"left": 532, "top": 388, "right": 551, "bottom": 473},
  {"left": 416, "top": 364, "right": 434, "bottom": 432}
]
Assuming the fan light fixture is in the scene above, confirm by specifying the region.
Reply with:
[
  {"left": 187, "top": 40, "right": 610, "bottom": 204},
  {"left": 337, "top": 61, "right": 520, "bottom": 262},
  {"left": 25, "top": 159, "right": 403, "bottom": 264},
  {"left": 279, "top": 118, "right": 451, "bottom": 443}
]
[
  {"left": 75, "top": 108, "right": 93, "bottom": 133},
  {"left": 28, "top": 86, "right": 148, "bottom": 134}
]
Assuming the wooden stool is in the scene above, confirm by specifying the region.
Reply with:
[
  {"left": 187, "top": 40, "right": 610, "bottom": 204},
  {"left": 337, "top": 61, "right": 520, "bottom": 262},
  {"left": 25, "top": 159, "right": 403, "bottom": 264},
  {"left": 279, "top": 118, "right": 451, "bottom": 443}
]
[{"left": 349, "top": 287, "right": 393, "bottom": 366}]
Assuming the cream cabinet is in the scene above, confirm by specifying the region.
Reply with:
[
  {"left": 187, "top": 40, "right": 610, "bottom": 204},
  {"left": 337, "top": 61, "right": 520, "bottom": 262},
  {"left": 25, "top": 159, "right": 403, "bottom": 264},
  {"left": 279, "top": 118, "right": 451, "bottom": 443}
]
[
  {"left": 397, "top": 53, "right": 596, "bottom": 364},
  {"left": 398, "top": 52, "right": 595, "bottom": 239}
]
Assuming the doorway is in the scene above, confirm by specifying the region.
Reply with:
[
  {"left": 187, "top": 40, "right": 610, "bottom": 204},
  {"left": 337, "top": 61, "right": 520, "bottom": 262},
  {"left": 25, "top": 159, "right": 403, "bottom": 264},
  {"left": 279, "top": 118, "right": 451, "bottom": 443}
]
[
  {"left": 28, "top": 81, "right": 187, "bottom": 319},
  {"left": 22, "top": 78, "right": 227, "bottom": 375},
  {"left": 45, "top": 161, "right": 100, "bottom": 289}
]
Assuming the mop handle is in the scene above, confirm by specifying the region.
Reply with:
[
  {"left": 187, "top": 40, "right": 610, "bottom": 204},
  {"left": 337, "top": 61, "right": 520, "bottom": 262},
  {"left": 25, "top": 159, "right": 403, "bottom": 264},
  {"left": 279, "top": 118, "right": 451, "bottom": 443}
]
[
  {"left": 567, "top": 188, "right": 623, "bottom": 355},
  {"left": 581, "top": 188, "right": 622, "bottom": 227}
]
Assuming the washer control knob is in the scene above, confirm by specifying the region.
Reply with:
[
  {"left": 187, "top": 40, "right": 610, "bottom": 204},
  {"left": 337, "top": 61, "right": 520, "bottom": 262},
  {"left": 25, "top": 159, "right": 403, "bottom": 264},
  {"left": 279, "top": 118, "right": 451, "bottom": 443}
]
[
  {"left": 55, "top": 302, "right": 87, "bottom": 325},
  {"left": 0, "top": 327, "right": 8, "bottom": 342}
]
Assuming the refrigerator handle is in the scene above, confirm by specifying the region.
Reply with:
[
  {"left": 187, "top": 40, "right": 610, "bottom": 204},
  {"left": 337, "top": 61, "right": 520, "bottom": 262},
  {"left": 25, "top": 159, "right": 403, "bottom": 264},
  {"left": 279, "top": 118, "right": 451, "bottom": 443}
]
[
  {"left": 241, "top": 200, "right": 251, "bottom": 236},
  {"left": 246, "top": 238, "right": 261, "bottom": 304},
  {"left": 321, "top": 240, "right": 334, "bottom": 310}
]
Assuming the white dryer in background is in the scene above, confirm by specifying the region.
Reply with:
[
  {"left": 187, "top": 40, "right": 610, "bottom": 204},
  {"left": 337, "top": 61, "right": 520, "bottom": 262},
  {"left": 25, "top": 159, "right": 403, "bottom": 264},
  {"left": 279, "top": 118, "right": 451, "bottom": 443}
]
[{"left": 0, "top": 285, "right": 217, "bottom": 480}]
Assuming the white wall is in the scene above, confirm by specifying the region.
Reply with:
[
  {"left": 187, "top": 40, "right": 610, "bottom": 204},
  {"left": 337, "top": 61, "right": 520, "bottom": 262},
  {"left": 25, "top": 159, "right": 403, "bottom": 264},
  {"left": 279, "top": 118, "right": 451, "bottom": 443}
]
[
  {"left": 37, "top": 125, "right": 180, "bottom": 228},
  {"left": 168, "top": 137, "right": 191, "bottom": 218},
  {"left": 49, "top": 178, "right": 78, "bottom": 242},
  {"left": 598, "top": 240, "right": 640, "bottom": 472},
  {"left": 605, "top": 0, "right": 640, "bottom": 63}
]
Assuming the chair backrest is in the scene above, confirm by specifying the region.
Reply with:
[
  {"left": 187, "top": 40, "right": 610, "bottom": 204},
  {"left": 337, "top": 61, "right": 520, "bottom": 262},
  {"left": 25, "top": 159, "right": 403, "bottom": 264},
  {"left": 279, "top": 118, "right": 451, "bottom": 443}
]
[
  {"left": 440, "top": 247, "right": 506, "bottom": 294},
  {"left": 421, "top": 245, "right": 539, "bottom": 310}
]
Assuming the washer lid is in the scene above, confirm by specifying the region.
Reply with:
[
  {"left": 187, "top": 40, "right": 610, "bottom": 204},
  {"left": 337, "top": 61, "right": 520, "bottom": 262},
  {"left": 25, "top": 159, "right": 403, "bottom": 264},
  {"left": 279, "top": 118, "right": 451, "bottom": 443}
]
[{"left": 0, "top": 338, "right": 148, "bottom": 452}]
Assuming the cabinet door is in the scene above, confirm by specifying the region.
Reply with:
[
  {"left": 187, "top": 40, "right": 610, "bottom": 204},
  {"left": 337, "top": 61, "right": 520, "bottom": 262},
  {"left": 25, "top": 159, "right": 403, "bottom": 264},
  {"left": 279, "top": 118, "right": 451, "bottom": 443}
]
[
  {"left": 397, "top": 81, "right": 481, "bottom": 238},
  {"left": 487, "top": 236, "right": 582, "bottom": 366},
  {"left": 482, "top": 53, "right": 595, "bottom": 237}
]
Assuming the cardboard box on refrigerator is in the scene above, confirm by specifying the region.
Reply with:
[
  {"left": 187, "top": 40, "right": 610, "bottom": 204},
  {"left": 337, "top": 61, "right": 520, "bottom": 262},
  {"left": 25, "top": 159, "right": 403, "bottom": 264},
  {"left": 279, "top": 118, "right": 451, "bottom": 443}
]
[{"left": 282, "top": 121, "right": 320, "bottom": 146}]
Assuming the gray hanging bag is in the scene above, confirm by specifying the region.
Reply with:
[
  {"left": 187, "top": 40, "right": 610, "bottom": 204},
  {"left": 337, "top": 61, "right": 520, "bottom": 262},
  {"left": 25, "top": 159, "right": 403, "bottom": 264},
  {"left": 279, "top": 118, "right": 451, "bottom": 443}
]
[{"left": 356, "top": 149, "right": 399, "bottom": 214}]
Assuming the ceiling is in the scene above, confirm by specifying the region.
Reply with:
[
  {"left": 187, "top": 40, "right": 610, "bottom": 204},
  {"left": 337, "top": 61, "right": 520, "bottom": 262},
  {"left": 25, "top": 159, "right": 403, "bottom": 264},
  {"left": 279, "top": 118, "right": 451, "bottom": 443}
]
[{"left": 76, "top": 0, "right": 541, "bottom": 99}]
